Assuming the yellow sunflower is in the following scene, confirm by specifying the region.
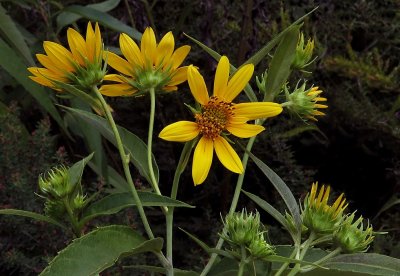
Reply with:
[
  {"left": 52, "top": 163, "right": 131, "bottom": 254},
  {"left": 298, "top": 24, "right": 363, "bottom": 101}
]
[
  {"left": 100, "top": 27, "right": 190, "bottom": 96},
  {"left": 306, "top": 86, "right": 327, "bottom": 121},
  {"left": 159, "top": 56, "right": 283, "bottom": 185},
  {"left": 28, "top": 22, "right": 106, "bottom": 92}
]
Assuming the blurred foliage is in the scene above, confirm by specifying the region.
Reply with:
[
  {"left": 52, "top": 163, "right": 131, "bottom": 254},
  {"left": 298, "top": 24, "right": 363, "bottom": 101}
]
[{"left": 0, "top": 0, "right": 399, "bottom": 274}]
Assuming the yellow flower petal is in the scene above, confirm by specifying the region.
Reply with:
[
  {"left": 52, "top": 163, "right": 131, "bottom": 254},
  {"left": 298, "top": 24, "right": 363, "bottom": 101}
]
[
  {"left": 156, "top": 31, "right": 174, "bottom": 67},
  {"left": 224, "top": 63, "right": 254, "bottom": 101},
  {"left": 94, "top": 22, "right": 102, "bottom": 60},
  {"left": 187, "top": 65, "right": 209, "bottom": 105},
  {"left": 120, "top": 33, "right": 144, "bottom": 67},
  {"left": 103, "top": 74, "right": 127, "bottom": 83},
  {"left": 168, "top": 66, "right": 188, "bottom": 86},
  {"left": 67, "top": 28, "right": 87, "bottom": 66},
  {"left": 163, "top": 86, "right": 178, "bottom": 92},
  {"left": 43, "top": 41, "right": 74, "bottom": 72},
  {"left": 214, "top": 136, "right": 243, "bottom": 174},
  {"left": 141, "top": 27, "right": 157, "bottom": 66},
  {"left": 159, "top": 121, "right": 199, "bottom": 142},
  {"left": 29, "top": 76, "right": 54, "bottom": 88},
  {"left": 234, "top": 102, "right": 283, "bottom": 120},
  {"left": 86, "top": 22, "right": 95, "bottom": 62},
  {"left": 213, "top": 56, "right": 229, "bottom": 99},
  {"left": 99, "top": 83, "right": 136, "bottom": 97},
  {"left": 170, "top": 45, "right": 190, "bottom": 70},
  {"left": 192, "top": 136, "right": 214, "bottom": 185},
  {"left": 104, "top": 51, "right": 133, "bottom": 76},
  {"left": 226, "top": 122, "right": 265, "bottom": 138},
  {"left": 36, "top": 54, "right": 65, "bottom": 75},
  {"left": 28, "top": 67, "right": 68, "bottom": 82}
]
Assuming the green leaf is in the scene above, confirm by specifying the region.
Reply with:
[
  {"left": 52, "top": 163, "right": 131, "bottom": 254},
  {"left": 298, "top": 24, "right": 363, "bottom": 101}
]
[
  {"left": 242, "top": 190, "right": 289, "bottom": 231},
  {"left": 183, "top": 33, "right": 258, "bottom": 102},
  {"left": 244, "top": 7, "right": 317, "bottom": 67},
  {"left": 0, "top": 209, "right": 65, "bottom": 229},
  {"left": 263, "top": 25, "right": 300, "bottom": 101},
  {"left": 0, "top": 38, "right": 64, "bottom": 128},
  {"left": 245, "top": 150, "right": 302, "bottom": 237},
  {"left": 179, "top": 227, "right": 212, "bottom": 254},
  {"left": 309, "top": 253, "right": 400, "bottom": 276},
  {"left": 81, "top": 192, "right": 194, "bottom": 223},
  {"left": 127, "top": 265, "right": 199, "bottom": 276},
  {"left": 57, "top": 0, "right": 121, "bottom": 32},
  {"left": 60, "top": 5, "right": 141, "bottom": 40},
  {"left": 68, "top": 152, "right": 94, "bottom": 187},
  {"left": 0, "top": 4, "right": 34, "bottom": 65},
  {"left": 40, "top": 225, "right": 162, "bottom": 276},
  {"left": 64, "top": 106, "right": 159, "bottom": 185}
]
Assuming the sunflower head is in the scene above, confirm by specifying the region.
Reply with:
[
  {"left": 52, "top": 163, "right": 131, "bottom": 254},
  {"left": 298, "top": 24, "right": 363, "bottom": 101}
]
[
  {"left": 100, "top": 27, "right": 190, "bottom": 96},
  {"left": 302, "top": 182, "right": 348, "bottom": 235},
  {"left": 284, "top": 82, "right": 327, "bottom": 121},
  {"left": 333, "top": 213, "right": 374, "bottom": 253},
  {"left": 28, "top": 22, "right": 105, "bottom": 92},
  {"left": 292, "top": 33, "right": 315, "bottom": 70}
]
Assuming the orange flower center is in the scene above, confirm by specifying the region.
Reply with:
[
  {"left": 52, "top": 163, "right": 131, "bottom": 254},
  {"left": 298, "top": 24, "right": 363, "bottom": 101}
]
[{"left": 195, "top": 96, "right": 234, "bottom": 140}]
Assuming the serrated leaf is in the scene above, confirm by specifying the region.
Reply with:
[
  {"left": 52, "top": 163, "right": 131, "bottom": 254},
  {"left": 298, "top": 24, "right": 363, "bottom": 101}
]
[
  {"left": 63, "top": 106, "right": 159, "bottom": 185},
  {"left": 0, "top": 38, "right": 64, "bottom": 128},
  {"left": 0, "top": 209, "right": 65, "bottom": 229},
  {"left": 81, "top": 192, "right": 194, "bottom": 224},
  {"left": 40, "top": 225, "right": 162, "bottom": 276},
  {"left": 263, "top": 25, "right": 300, "bottom": 101},
  {"left": 60, "top": 5, "right": 141, "bottom": 40},
  {"left": 57, "top": 0, "right": 120, "bottom": 32},
  {"left": 128, "top": 265, "right": 199, "bottom": 276},
  {"left": 0, "top": 4, "right": 34, "bottom": 65}
]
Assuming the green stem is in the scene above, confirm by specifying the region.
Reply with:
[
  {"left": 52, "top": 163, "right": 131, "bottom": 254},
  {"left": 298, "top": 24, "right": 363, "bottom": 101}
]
[
  {"left": 287, "top": 232, "right": 316, "bottom": 276},
  {"left": 238, "top": 246, "right": 247, "bottom": 276},
  {"left": 63, "top": 199, "right": 81, "bottom": 237},
  {"left": 300, "top": 247, "right": 342, "bottom": 273},
  {"left": 166, "top": 141, "right": 194, "bottom": 269},
  {"left": 92, "top": 86, "right": 154, "bottom": 239},
  {"left": 147, "top": 88, "right": 165, "bottom": 208},
  {"left": 200, "top": 136, "right": 257, "bottom": 276}
]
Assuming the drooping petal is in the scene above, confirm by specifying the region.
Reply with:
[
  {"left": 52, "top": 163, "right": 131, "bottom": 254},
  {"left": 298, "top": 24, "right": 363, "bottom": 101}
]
[
  {"left": 213, "top": 56, "right": 230, "bottom": 99},
  {"left": 141, "top": 27, "right": 157, "bottom": 66},
  {"left": 170, "top": 45, "right": 190, "bottom": 70},
  {"left": 234, "top": 102, "right": 283, "bottom": 120},
  {"left": 224, "top": 63, "right": 254, "bottom": 101},
  {"left": 187, "top": 65, "right": 209, "bottom": 105},
  {"left": 159, "top": 121, "right": 199, "bottom": 142},
  {"left": 104, "top": 51, "right": 133, "bottom": 76},
  {"left": 214, "top": 136, "right": 243, "bottom": 174},
  {"left": 103, "top": 74, "right": 127, "bottom": 83},
  {"left": 226, "top": 122, "right": 265, "bottom": 138},
  {"left": 43, "top": 41, "right": 75, "bottom": 72},
  {"left": 168, "top": 66, "right": 188, "bottom": 86},
  {"left": 67, "top": 28, "right": 87, "bottom": 66},
  {"left": 99, "top": 83, "right": 136, "bottom": 97},
  {"left": 120, "top": 33, "right": 144, "bottom": 67},
  {"left": 156, "top": 31, "right": 174, "bottom": 67},
  {"left": 28, "top": 67, "right": 68, "bottom": 82},
  {"left": 192, "top": 136, "right": 214, "bottom": 185},
  {"left": 29, "top": 76, "right": 55, "bottom": 88}
]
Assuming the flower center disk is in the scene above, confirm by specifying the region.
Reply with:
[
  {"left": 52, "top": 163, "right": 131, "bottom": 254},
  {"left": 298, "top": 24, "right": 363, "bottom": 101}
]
[{"left": 195, "top": 96, "right": 234, "bottom": 139}]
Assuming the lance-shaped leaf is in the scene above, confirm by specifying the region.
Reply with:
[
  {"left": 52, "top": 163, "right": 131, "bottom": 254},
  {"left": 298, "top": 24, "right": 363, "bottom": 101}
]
[
  {"left": 0, "top": 209, "right": 66, "bottom": 229},
  {"left": 68, "top": 152, "right": 94, "bottom": 188},
  {"left": 81, "top": 192, "right": 194, "bottom": 224},
  {"left": 40, "top": 225, "right": 163, "bottom": 276},
  {"left": 63, "top": 106, "right": 159, "bottom": 185}
]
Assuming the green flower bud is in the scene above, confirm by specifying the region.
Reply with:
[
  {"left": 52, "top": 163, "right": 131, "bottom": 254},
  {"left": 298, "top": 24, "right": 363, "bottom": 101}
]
[
  {"left": 302, "top": 182, "right": 348, "bottom": 235},
  {"left": 222, "top": 209, "right": 261, "bottom": 247},
  {"left": 292, "top": 33, "right": 315, "bottom": 70},
  {"left": 333, "top": 213, "right": 374, "bottom": 253},
  {"left": 283, "top": 82, "right": 328, "bottom": 121},
  {"left": 256, "top": 71, "right": 268, "bottom": 95},
  {"left": 248, "top": 233, "right": 275, "bottom": 259},
  {"left": 71, "top": 193, "right": 87, "bottom": 211},
  {"left": 44, "top": 199, "right": 66, "bottom": 220},
  {"left": 38, "top": 166, "right": 72, "bottom": 199},
  {"left": 130, "top": 62, "right": 172, "bottom": 93}
]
